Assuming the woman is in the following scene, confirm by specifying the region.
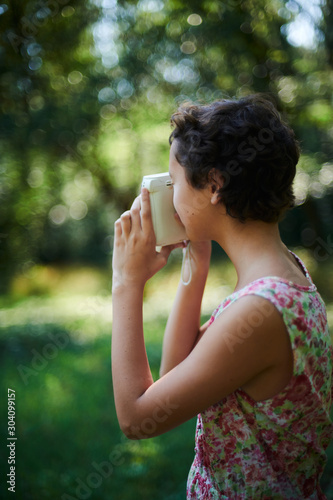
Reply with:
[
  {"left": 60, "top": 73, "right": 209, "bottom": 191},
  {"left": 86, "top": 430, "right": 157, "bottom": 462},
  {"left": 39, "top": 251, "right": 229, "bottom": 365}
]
[{"left": 111, "top": 95, "right": 333, "bottom": 498}]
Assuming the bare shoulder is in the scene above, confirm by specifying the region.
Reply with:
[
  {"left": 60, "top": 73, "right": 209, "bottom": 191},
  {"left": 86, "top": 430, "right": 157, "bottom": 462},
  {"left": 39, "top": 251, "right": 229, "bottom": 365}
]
[
  {"left": 198, "top": 294, "right": 290, "bottom": 363},
  {"left": 206, "top": 294, "right": 283, "bottom": 352},
  {"left": 193, "top": 294, "right": 293, "bottom": 401}
]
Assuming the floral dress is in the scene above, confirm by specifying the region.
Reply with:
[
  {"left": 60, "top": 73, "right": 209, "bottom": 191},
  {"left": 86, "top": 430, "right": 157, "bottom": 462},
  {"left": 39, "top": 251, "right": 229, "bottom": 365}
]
[{"left": 187, "top": 251, "right": 333, "bottom": 499}]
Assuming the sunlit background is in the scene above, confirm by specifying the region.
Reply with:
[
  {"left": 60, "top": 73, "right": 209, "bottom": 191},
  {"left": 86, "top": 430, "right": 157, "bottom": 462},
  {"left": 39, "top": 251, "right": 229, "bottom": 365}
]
[{"left": 1, "top": 0, "right": 333, "bottom": 498}]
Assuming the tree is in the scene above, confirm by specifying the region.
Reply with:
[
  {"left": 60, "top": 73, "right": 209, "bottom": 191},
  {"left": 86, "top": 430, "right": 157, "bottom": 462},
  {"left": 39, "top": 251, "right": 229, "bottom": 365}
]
[{"left": 0, "top": 0, "right": 103, "bottom": 291}]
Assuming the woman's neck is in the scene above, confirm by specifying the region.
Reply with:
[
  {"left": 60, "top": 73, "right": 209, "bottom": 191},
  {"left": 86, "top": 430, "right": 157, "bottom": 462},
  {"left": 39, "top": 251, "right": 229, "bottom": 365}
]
[{"left": 214, "top": 219, "right": 291, "bottom": 291}]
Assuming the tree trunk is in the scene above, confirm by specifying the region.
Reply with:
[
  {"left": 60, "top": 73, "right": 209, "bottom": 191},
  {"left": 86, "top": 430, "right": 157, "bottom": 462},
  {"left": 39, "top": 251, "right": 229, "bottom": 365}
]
[{"left": 322, "top": 0, "right": 333, "bottom": 67}]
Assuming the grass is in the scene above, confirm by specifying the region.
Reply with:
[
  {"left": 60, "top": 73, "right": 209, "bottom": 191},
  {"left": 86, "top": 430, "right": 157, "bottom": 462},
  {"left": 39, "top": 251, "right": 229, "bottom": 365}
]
[{"left": 1, "top": 250, "right": 333, "bottom": 499}]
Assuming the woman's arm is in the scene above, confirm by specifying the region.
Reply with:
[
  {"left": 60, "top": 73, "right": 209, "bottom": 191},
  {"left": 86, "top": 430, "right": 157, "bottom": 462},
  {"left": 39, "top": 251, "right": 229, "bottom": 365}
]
[
  {"left": 159, "top": 241, "right": 211, "bottom": 377},
  {"left": 112, "top": 282, "right": 152, "bottom": 434},
  {"left": 112, "top": 190, "right": 181, "bottom": 433}
]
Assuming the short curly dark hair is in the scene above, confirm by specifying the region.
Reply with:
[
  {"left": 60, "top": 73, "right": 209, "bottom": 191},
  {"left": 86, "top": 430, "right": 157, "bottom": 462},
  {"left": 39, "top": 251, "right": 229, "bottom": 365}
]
[{"left": 169, "top": 94, "right": 300, "bottom": 223}]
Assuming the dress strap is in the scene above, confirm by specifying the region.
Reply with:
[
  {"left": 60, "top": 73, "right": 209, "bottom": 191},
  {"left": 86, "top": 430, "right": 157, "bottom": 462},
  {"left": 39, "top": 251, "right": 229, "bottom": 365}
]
[{"left": 288, "top": 250, "right": 314, "bottom": 285}]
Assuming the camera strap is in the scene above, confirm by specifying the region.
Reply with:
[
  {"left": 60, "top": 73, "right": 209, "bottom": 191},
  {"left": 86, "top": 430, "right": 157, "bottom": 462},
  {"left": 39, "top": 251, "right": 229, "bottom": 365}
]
[{"left": 181, "top": 242, "right": 192, "bottom": 286}]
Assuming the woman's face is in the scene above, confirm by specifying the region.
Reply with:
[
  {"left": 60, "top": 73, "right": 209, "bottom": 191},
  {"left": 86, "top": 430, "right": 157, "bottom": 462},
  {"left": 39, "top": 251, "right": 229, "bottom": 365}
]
[{"left": 168, "top": 140, "right": 213, "bottom": 241}]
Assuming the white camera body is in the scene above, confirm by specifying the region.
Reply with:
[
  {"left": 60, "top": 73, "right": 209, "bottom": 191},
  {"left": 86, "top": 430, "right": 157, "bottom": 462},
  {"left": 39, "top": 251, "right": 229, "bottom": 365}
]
[{"left": 141, "top": 172, "right": 187, "bottom": 246}]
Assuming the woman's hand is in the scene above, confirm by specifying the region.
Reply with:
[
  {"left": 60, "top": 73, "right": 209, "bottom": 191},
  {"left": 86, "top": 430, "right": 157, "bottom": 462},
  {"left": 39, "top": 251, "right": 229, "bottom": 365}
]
[{"left": 112, "top": 188, "right": 183, "bottom": 291}]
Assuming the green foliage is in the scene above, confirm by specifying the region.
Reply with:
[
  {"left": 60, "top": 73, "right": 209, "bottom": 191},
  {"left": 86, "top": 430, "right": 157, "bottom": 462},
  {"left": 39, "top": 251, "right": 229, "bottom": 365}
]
[
  {"left": 0, "top": 0, "right": 333, "bottom": 293},
  {"left": 0, "top": 0, "right": 104, "bottom": 290}
]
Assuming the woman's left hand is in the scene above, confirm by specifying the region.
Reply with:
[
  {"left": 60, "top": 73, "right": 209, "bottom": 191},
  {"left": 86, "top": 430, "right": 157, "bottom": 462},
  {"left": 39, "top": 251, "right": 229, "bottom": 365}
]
[{"left": 112, "top": 188, "right": 183, "bottom": 291}]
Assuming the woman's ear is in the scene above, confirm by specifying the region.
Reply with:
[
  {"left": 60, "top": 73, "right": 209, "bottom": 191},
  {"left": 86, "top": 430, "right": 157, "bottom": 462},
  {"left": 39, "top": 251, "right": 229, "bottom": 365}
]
[
  {"left": 211, "top": 186, "right": 220, "bottom": 205},
  {"left": 209, "top": 170, "right": 223, "bottom": 205}
]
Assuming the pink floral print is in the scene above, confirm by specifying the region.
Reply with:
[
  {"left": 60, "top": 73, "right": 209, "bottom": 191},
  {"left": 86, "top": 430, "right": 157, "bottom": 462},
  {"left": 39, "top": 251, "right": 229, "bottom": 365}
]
[{"left": 187, "top": 251, "right": 333, "bottom": 499}]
